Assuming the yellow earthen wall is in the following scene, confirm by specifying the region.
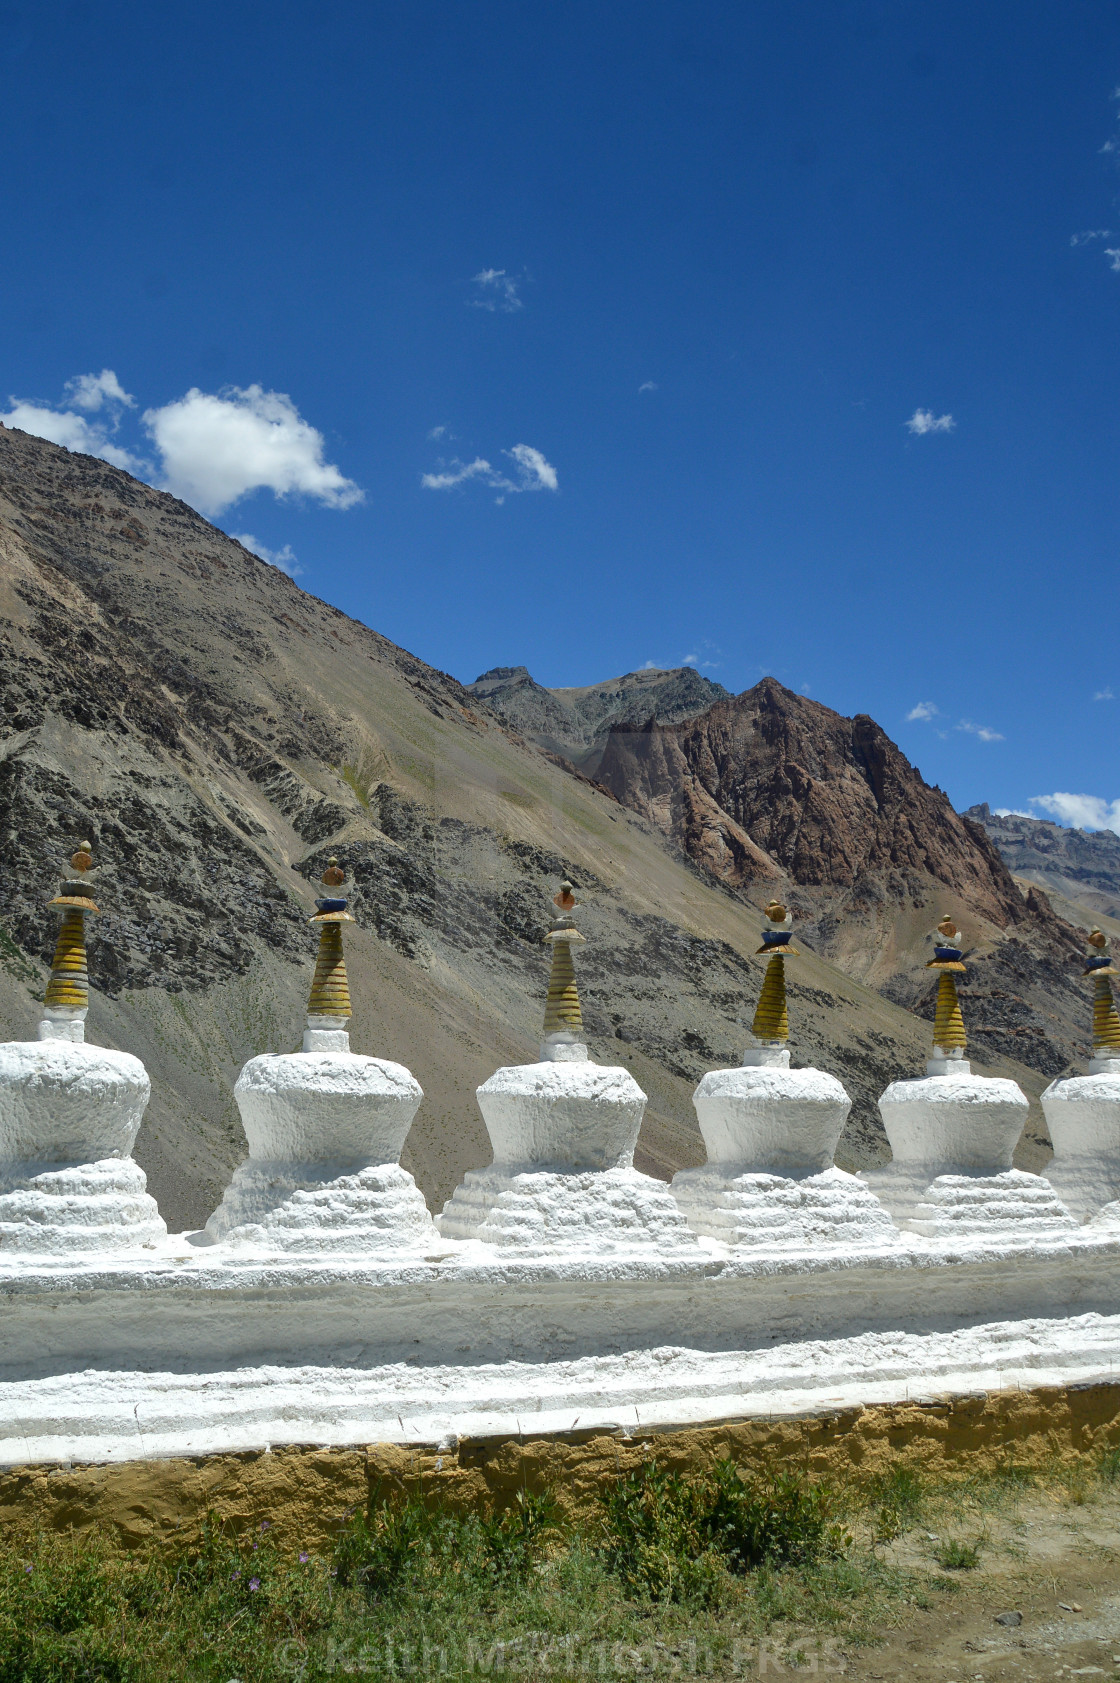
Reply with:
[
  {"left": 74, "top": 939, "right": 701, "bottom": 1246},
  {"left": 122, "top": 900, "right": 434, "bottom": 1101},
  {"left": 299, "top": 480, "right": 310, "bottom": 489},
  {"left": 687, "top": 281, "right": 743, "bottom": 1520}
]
[{"left": 2, "top": 1384, "right": 1118, "bottom": 1557}]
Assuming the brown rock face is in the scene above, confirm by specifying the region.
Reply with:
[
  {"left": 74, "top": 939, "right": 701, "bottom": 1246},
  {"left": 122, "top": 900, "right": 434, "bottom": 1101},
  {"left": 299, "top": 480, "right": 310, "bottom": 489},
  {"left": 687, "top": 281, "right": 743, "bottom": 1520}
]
[{"left": 597, "top": 679, "right": 1029, "bottom": 931}]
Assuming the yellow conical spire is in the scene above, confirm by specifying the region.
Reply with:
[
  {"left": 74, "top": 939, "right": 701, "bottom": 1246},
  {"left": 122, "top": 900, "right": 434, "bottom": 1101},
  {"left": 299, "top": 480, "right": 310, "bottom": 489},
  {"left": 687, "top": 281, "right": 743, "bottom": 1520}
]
[
  {"left": 749, "top": 900, "right": 796, "bottom": 1044},
  {"left": 926, "top": 914, "right": 968, "bottom": 1054},
  {"left": 307, "top": 857, "right": 354, "bottom": 1022},
  {"left": 542, "top": 881, "right": 586, "bottom": 1041},
  {"left": 1084, "top": 929, "right": 1120, "bottom": 1056},
  {"left": 43, "top": 840, "right": 99, "bottom": 1017},
  {"left": 932, "top": 972, "right": 967, "bottom": 1050}
]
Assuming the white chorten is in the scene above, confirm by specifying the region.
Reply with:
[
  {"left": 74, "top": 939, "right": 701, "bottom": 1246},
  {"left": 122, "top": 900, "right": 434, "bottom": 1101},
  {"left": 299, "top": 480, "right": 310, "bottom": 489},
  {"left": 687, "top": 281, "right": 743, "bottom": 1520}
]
[
  {"left": 1040, "top": 928, "right": 1120, "bottom": 1223},
  {"left": 865, "top": 915, "right": 1074, "bottom": 1238},
  {"left": 437, "top": 880, "right": 699, "bottom": 1257},
  {"left": 672, "top": 900, "right": 895, "bottom": 1248},
  {"left": 0, "top": 840, "right": 166, "bottom": 1253},
  {"left": 202, "top": 857, "right": 436, "bottom": 1252}
]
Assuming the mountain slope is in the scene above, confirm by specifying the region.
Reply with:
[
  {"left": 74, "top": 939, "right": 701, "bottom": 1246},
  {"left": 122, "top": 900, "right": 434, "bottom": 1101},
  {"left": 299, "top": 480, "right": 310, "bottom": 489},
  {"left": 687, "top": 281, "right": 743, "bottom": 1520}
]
[
  {"left": 594, "top": 682, "right": 1092, "bottom": 1081},
  {"left": 1, "top": 424, "right": 1056, "bottom": 1229},
  {"left": 466, "top": 664, "right": 728, "bottom": 773},
  {"left": 966, "top": 803, "right": 1120, "bottom": 922}
]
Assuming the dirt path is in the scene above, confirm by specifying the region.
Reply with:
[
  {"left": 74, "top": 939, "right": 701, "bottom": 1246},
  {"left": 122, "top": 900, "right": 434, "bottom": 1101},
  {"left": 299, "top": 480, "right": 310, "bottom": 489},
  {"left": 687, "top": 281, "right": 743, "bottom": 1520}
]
[{"left": 842, "top": 1492, "right": 1120, "bottom": 1681}]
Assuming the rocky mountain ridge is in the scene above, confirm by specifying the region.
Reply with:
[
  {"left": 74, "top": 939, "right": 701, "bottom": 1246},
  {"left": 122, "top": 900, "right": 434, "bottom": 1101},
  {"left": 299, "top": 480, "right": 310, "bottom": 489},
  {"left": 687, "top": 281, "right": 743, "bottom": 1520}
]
[
  {"left": 966, "top": 803, "right": 1120, "bottom": 922},
  {"left": 466, "top": 663, "right": 728, "bottom": 773}
]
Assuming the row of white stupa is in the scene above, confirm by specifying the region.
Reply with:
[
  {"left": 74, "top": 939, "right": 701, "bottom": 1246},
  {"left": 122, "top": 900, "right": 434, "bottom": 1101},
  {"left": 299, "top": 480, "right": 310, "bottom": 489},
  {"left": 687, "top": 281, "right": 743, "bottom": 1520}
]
[{"left": 2, "top": 847, "right": 1119, "bottom": 1260}]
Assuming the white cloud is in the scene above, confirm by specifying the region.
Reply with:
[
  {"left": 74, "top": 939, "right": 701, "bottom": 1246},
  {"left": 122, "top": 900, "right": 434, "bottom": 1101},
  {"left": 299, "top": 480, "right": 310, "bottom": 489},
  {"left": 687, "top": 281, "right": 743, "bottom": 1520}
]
[
  {"left": 1031, "top": 793, "right": 1120, "bottom": 834},
  {"left": 421, "top": 442, "right": 558, "bottom": 501},
  {"left": 993, "top": 807, "right": 1033, "bottom": 818},
  {"left": 142, "top": 385, "right": 363, "bottom": 517},
  {"left": 2, "top": 368, "right": 143, "bottom": 471},
  {"left": 1095, "top": 687, "right": 1115, "bottom": 701},
  {"left": 640, "top": 660, "right": 662, "bottom": 671},
  {"left": 469, "top": 269, "right": 524, "bottom": 312},
  {"left": 427, "top": 424, "right": 447, "bottom": 440},
  {"left": 956, "top": 719, "right": 1004, "bottom": 742},
  {"left": 231, "top": 531, "right": 302, "bottom": 576},
  {"left": 639, "top": 381, "right": 658, "bottom": 393},
  {"left": 1071, "top": 229, "right": 1113, "bottom": 246},
  {"left": 64, "top": 368, "right": 135, "bottom": 411},
  {"left": 907, "top": 701, "right": 939, "bottom": 722},
  {"left": 906, "top": 408, "right": 955, "bottom": 435}
]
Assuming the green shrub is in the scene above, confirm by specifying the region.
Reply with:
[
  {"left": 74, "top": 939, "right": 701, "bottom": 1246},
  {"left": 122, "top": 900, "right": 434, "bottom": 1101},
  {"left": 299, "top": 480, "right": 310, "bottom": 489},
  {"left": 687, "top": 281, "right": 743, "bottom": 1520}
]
[
  {"left": 1098, "top": 1446, "right": 1120, "bottom": 1483},
  {"left": 334, "top": 1487, "right": 560, "bottom": 1601},
  {"left": 598, "top": 1460, "right": 849, "bottom": 1603},
  {"left": 936, "top": 1538, "right": 980, "bottom": 1570}
]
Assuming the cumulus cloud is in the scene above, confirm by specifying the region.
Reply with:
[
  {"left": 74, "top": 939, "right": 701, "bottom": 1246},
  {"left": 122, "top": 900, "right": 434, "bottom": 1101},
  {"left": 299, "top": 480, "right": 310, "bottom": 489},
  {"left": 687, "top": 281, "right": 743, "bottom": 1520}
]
[
  {"left": 421, "top": 442, "right": 558, "bottom": 501},
  {"left": 1, "top": 369, "right": 142, "bottom": 470},
  {"left": 1031, "top": 793, "right": 1120, "bottom": 834},
  {"left": 231, "top": 531, "right": 302, "bottom": 576},
  {"left": 1095, "top": 687, "right": 1114, "bottom": 701},
  {"left": 906, "top": 408, "right": 955, "bottom": 435},
  {"left": 639, "top": 380, "right": 658, "bottom": 393},
  {"left": 956, "top": 719, "right": 1004, "bottom": 742},
  {"left": 907, "top": 701, "right": 939, "bottom": 722},
  {"left": 142, "top": 385, "right": 363, "bottom": 517},
  {"left": 469, "top": 269, "right": 524, "bottom": 312},
  {"left": 993, "top": 807, "right": 1033, "bottom": 818},
  {"left": 64, "top": 368, "right": 135, "bottom": 412}
]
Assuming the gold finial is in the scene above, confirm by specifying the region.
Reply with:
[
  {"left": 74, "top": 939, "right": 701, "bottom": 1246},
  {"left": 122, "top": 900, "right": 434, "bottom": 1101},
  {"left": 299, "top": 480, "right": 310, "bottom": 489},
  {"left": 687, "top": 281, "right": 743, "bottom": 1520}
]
[
  {"left": 1083, "top": 927, "right": 1120, "bottom": 1055},
  {"left": 307, "top": 855, "right": 354, "bottom": 1022},
  {"left": 542, "top": 880, "right": 586, "bottom": 1039},
  {"left": 926, "top": 915, "right": 967, "bottom": 1052},
  {"left": 44, "top": 839, "right": 100, "bottom": 1017},
  {"left": 750, "top": 900, "right": 796, "bottom": 1044}
]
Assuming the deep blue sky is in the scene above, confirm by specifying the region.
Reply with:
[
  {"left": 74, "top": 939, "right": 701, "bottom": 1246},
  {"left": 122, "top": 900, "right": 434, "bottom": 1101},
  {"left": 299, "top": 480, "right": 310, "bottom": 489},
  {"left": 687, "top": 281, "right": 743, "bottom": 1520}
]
[{"left": 3, "top": 1, "right": 1119, "bottom": 824}]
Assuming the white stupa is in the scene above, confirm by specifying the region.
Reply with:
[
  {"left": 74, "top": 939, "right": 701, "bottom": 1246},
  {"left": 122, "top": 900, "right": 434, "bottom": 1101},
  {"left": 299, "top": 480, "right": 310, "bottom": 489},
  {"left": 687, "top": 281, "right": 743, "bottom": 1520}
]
[
  {"left": 202, "top": 856, "right": 436, "bottom": 1253},
  {"left": 1040, "top": 927, "right": 1120, "bottom": 1223},
  {"left": 437, "top": 880, "right": 699, "bottom": 1257},
  {"left": 0, "top": 839, "right": 166, "bottom": 1254},
  {"left": 864, "top": 915, "right": 1074, "bottom": 1239},
  {"left": 672, "top": 900, "right": 895, "bottom": 1248}
]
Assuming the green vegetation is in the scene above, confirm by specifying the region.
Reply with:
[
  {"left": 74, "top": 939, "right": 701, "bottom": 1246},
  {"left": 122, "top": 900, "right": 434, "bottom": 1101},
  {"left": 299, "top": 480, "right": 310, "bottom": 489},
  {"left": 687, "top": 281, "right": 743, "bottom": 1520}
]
[
  {"left": 2, "top": 1449, "right": 1118, "bottom": 1681},
  {"left": 935, "top": 1537, "right": 981, "bottom": 1570}
]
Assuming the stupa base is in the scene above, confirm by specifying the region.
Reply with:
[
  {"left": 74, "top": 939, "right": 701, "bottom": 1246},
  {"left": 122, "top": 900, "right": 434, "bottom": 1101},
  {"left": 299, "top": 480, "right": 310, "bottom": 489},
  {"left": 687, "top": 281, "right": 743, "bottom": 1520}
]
[
  {"left": 671, "top": 1163, "right": 897, "bottom": 1248},
  {"left": 0, "top": 1158, "right": 166, "bottom": 1254},
  {"left": 437, "top": 1165, "right": 701, "bottom": 1258},
  {"left": 861, "top": 1166, "right": 1076, "bottom": 1240},
  {"left": 201, "top": 1160, "right": 438, "bottom": 1253}
]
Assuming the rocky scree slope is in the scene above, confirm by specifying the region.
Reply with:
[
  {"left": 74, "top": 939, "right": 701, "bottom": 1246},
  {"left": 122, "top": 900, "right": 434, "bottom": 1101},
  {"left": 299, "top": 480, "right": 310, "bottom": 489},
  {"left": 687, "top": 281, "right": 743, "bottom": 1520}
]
[
  {"left": 966, "top": 803, "right": 1120, "bottom": 922},
  {"left": 0, "top": 425, "right": 1018, "bottom": 1227},
  {"left": 595, "top": 683, "right": 1093, "bottom": 1083},
  {"left": 466, "top": 664, "right": 728, "bottom": 775}
]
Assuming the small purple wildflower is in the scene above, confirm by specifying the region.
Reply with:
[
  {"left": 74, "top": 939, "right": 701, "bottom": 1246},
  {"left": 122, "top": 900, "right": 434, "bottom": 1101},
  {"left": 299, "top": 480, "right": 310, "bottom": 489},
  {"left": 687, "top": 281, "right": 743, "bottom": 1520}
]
[
  {"left": 299, "top": 1552, "right": 310, "bottom": 1564},
  {"left": 24, "top": 1565, "right": 32, "bottom": 1575},
  {"left": 261, "top": 1520, "right": 270, "bottom": 1531},
  {"left": 249, "top": 1577, "right": 260, "bottom": 1592},
  {"left": 230, "top": 1569, "right": 241, "bottom": 1581}
]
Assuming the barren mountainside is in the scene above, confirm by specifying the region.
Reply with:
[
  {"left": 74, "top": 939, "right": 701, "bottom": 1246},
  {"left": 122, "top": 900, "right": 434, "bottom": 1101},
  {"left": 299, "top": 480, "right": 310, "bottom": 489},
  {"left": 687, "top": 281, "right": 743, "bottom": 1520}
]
[
  {"left": 466, "top": 663, "right": 728, "bottom": 773},
  {"left": 966, "top": 803, "right": 1120, "bottom": 922},
  {"left": 0, "top": 425, "right": 1076, "bottom": 1224}
]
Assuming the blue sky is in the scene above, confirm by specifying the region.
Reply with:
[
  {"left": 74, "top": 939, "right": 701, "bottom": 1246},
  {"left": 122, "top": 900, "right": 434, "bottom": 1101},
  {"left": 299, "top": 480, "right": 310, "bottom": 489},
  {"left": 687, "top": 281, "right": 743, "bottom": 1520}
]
[{"left": 3, "top": 1, "right": 1120, "bottom": 827}]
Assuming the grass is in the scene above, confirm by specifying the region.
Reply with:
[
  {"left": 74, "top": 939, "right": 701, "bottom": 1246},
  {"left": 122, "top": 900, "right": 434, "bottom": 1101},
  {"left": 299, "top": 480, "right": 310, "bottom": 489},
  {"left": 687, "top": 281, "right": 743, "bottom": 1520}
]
[
  {"left": 2, "top": 1449, "right": 1118, "bottom": 1681},
  {"left": 0, "top": 1466, "right": 915, "bottom": 1682}
]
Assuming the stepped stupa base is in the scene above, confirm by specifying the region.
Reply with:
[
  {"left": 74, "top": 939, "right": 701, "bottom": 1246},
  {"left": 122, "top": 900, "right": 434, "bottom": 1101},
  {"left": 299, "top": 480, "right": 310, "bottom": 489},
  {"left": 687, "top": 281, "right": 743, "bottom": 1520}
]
[
  {"left": 437, "top": 1165, "right": 700, "bottom": 1257},
  {"left": 672, "top": 1163, "right": 897, "bottom": 1248},
  {"left": 201, "top": 1160, "right": 438, "bottom": 1253},
  {"left": 861, "top": 1165, "right": 1076, "bottom": 1239},
  {"left": 0, "top": 1158, "right": 166, "bottom": 1254}
]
